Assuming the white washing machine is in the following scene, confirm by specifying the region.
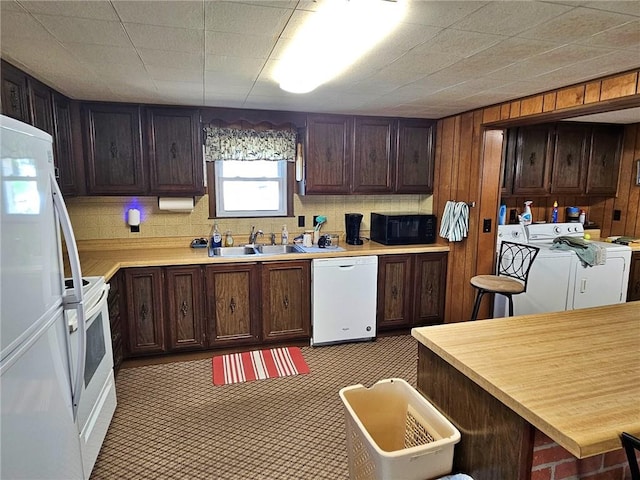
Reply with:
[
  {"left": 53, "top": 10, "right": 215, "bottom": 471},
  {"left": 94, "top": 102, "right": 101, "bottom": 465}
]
[{"left": 495, "top": 223, "right": 631, "bottom": 317}]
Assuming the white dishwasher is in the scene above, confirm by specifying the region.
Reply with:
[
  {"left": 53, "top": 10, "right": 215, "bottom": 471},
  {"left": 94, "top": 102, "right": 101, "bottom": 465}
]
[{"left": 311, "top": 256, "right": 378, "bottom": 346}]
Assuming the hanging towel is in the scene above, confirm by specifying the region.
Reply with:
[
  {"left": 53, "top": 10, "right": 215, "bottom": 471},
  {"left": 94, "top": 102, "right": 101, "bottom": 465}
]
[
  {"left": 550, "top": 236, "right": 607, "bottom": 267},
  {"left": 439, "top": 201, "right": 469, "bottom": 242}
]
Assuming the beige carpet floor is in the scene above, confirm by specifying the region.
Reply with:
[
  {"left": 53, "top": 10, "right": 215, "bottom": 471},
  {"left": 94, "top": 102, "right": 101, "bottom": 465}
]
[{"left": 91, "top": 335, "right": 418, "bottom": 480}]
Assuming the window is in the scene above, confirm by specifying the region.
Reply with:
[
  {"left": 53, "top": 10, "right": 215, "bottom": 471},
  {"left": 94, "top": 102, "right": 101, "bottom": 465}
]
[{"left": 214, "top": 160, "right": 288, "bottom": 218}]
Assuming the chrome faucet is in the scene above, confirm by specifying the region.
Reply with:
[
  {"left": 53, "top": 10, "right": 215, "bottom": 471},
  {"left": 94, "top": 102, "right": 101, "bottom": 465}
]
[{"left": 247, "top": 225, "right": 264, "bottom": 245}]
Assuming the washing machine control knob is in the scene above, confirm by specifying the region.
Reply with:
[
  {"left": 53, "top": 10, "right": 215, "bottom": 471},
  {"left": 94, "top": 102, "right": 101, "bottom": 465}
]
[{"left": 554, "top": 226, "right": 562, "bottom": 234}]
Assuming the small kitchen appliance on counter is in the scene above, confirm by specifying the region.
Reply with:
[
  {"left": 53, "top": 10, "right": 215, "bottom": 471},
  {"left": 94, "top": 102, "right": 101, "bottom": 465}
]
[
  {"left": 370, "top": 212, "right": 437, "bottom": 245},
  {"left": 345, "top": 213, "right": 364, "bottom": 245}
]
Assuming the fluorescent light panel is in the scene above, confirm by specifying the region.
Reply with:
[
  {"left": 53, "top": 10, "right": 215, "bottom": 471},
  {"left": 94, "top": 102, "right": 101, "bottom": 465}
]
[{"left": 275, "top": 0, "right": 407, "bottom": 94}]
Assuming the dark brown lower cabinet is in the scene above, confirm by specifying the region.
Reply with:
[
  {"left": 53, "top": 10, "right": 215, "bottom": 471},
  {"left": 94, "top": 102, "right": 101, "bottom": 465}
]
[
  {"left": 107, "top": 271, "right": 124, "bottom": 375},
  {"left": 124, "top": 267, "right": 166, "bottom": 356},
  {"left": 628, "top": 252, "right": 640, "bottom": 302},
  {"left": 205, "top": 263, "right": 260, "bottom": 347},
  {"left": 377, "top": 252, "right": 447, "bottom": 331},
  {"left": 261, "top": 261, "right": 311, "bottom": 341},
  {"left": 165, "top": 266, "right": 205, "bottom": 351}
]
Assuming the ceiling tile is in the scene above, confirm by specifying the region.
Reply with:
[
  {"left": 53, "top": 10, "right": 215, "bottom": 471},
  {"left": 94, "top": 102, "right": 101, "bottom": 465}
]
[
  {"left": 404, "top": 1, "right": 488, "bottom": 28},
  {"left": 519, "top": 6, "right": 634, "bottom": 43},
  {"left": 582, "top": 1, "right": 640, "bottom": 16},
  {"left": 0, "top": 10, "right": 55, "bottom": 41},
  {"left": 205, "top": 55, "right": 264, "bottom": 78},
  {"left": 18, "top": 1, "right": 118, "bottom": 20},
  {"left": 112, "top": 0, "right": 204, "bottom": 29},
  {"left": 139, "top": 48, "right": 203, "bottom": 71},
  {"left": 452, "top": 2, "right": 574, "bottom": 36},
  {"left": 412, "top": 28, "right": 506, "bottom": 59},
  {"left": 124, "top": 23, "right": 203, "bottom": 52},
  {"left": 576, "top": 19, "right": 640, "bottom": 50},
  {"left": 205, "top": 31, "right": 276, "bottom": 59},
  {"left": 476, "top": 37, "right": 558, "bottom": 63},
  {"left": 145, "top": 65, "right": 202, "bottom": 83},
  {"left": 204, "top": 2, "right": 291, "bottom": 36},
  {"left": 1, "top": 1, "right": 24, "bottom": 13},
  {"left": 64, "top": 43, "right": 143, "bottom": 66},
  {"left": 34, "top": 14, "right": 130, "bottom": 46}
]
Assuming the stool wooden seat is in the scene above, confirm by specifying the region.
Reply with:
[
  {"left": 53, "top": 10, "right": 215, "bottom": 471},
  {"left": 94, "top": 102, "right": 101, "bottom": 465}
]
[{"left": 470, "top": 240, "right": 539, "bottom": 321}]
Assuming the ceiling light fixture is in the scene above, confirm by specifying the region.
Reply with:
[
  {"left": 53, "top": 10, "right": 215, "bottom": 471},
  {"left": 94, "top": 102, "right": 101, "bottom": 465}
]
[{"left": 275, "top": 0, "right": 407, "bottom": 94}]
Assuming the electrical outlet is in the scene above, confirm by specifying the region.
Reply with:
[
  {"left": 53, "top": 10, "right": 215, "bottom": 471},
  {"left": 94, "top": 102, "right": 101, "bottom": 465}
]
[
  {"left": 483, "top": 218, "right": 491, "bottom": 233},
  {"left": 298, "top": 215, "right": 305, "bottom": 228},
  {"left": 313, "top": 215, "right": 319, "bottom": 227},
  {"left": 613, "top": 209, "right": 621, "bottom": 221}
]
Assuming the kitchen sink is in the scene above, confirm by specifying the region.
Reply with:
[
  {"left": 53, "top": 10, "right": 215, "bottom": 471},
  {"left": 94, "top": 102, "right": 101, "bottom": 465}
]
[{"left": 209, "top": 244, "right": 303, "bottom": 257}]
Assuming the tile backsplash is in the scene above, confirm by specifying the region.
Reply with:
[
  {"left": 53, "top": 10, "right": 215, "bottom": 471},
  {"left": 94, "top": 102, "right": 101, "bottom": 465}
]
[{"left": 66, "top": 194, "right": 433, "bottom": 242}]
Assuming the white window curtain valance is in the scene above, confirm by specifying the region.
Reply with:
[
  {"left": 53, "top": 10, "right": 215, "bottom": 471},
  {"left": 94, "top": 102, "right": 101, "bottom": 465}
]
[{"left": 204, "top": 126, "right": 296, "bottom": 162}]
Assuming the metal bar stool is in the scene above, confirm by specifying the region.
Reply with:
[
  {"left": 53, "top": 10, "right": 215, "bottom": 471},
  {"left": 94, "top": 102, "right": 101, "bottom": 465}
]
[
  {"left": 621, "top": 432, "right": 640, "bottom": 480},
  {"left": 470, "top": 240, "right": 540, "bottom": 320}
]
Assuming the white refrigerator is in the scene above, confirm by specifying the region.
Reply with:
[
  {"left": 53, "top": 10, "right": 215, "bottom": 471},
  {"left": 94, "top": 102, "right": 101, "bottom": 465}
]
[{"left": 1, "top": 115, "right": 88, "bottom": 478}]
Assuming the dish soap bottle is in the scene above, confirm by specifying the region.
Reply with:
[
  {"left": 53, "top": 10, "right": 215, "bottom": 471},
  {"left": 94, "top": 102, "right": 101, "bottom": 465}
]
[
  {"left": 224, "top": 230, "right": 234, "bottom": 247},
  {"left": 521, "top": 201, "right": 533, "bottom": 225},
  {"left": 551, "top": 201, "right": 558, "bottom": 223},
  {"left": 281, "top": 225, "right": 289, "bottom": 245},
  {"left": 211, "top": 223, "right": 223, "bottom": 248}
]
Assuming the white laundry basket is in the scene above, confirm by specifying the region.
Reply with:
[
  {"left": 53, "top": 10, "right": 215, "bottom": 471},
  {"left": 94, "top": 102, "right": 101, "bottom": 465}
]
[{"left": 339, "top": 378, "right": 461, "bottom": 480}]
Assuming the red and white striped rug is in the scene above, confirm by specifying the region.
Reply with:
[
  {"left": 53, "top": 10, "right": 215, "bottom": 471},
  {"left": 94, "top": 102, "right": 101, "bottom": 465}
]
[{"left": 212, "top": 347, "right": 310, "bottom": 386}]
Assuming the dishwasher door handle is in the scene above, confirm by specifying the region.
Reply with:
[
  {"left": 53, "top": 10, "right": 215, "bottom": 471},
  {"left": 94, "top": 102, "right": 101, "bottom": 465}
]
[{"left": 337, "top": 264, "right": 357, "bottom": 270}]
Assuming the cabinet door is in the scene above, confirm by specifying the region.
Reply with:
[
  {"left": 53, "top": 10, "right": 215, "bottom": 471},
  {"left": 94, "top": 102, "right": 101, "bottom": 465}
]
[
  {"left": 377, "top": 255, "right": 413, "bottom": 330},
  {"left": 627, "top": 252, "right": 640, "bottom": 303},
  {"left": 165, "top": 266, "right": 205, "bottom": 351},
  {"left": 352, "top": 116, "right": 394, "bottom": 193},
  {"left": 147, "top": 107, "right": 204, "bottom": 195},
  {"left": 107, "top": 271, "right": 124, "bottom": 374},
  {"left": 550, "top": 124, "right": 588, "bottom": 194},
  {"left": 84, "top": 103, "right": 146, "bottom": 194},
  {"left": 27, "top": 78, "right": 53, "bottom": 135},
  {"left": 395, "top": 119, "right": 435, "bottom": 194},
  {"left": 124, "top": 268, "right": 165, "bottom": 356},
  {"left": 205, "top": 263, "right": 260, "bottom": 347},
  {"left": 52, "top": 94, "right": 79, "bottom": 195},
  {"left": 586, "top": 125, "right": 623, "bottom": 196},
  {"left": 502, "top": 129, "right": 517, "bottom": 196},
  {"left": 305, "top": 114, "right": 351, "bottom": 194},
  {"left": 0, "top": 60, "right": 30, "bottom": 123},
  {"left": 513, "top": 126, "right": 552, "bottom": 196},
  {"left": 262, "top": 261, "right": 311, "bottom": 341},
  {"left": 413, "top": 252, "right": 447, "bottom": 327}
]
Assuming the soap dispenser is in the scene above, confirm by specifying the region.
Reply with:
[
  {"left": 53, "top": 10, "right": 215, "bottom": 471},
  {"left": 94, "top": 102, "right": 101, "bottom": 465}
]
[{"left": 281, "top": 225, "right": 289, "bottom": 245}]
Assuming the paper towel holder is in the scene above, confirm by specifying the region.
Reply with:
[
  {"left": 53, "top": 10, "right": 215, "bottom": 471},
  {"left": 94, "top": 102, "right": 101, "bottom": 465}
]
[{"left": 157, "top": 197, "right": 195, "bottom": 212}]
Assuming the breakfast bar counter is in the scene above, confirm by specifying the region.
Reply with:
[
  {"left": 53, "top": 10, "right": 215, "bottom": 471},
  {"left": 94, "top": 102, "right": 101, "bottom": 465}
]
[{"left": 412, "top": 302, "right": 640, "bottom": 480}]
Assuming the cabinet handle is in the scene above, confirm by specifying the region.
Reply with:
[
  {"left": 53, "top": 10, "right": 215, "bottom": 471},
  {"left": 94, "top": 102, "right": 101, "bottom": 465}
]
[
  {"left": 140, "top": 303, "right": 148, "bottom": 321},
  {"left": 601, "top": 154, "right": 607, "bottom": 167},
  {"left": 413, "top": 151, "right": 419, "bottom": 164},
  {"left": 110, "top": 142, "right": 118, "bottom": 159},
  {"left": 529, "top": 152, "right": 536, "bottom": 166},
  {"left": 180, "top": 300, "right": 188, "bottom": 317},
  {"left": 427, "top": 283, "right": 433, "bottom": 296},
  {"left": 634, "top": 281, "right": 639, "bottom": 295},
  {"left": 170, "top": 142, "right": 177, "bottom": 159},
  {"left": 566, "top": 153, "right": 572, "bottom": 166},
  {"left": 391, "top": 285, "right": 398, "bottom": 299},
  {"left": 369, "top": 150, "right": 377, "bottom": 163},
  {"left": 230, "top": 297, "right": 236, "bottom": 313},
  {"left": 326, "top": 147, "right": 332, "bottom": 162},
  {"left": 283, "top": 295, "right": 289, "bottom": 308}
]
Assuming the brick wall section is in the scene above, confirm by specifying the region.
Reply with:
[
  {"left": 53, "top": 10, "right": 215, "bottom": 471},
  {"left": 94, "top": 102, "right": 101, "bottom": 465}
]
[{"left": 531, "top": 430, "right": 632, "bottom": 480}]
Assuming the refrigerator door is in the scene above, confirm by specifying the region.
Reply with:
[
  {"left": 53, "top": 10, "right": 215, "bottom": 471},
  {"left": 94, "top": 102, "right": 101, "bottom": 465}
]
[
  {"left": 1, "top": 116, "right": 63, "bottom": 359},
  {"left": 1, "top": 310, "right": 85, "bottom": 479}
]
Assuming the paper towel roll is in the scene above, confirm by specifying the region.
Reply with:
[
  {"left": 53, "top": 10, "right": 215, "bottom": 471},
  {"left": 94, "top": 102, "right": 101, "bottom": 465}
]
[{"left": 158, "top": 197, "right": 194, "bottom": 212}]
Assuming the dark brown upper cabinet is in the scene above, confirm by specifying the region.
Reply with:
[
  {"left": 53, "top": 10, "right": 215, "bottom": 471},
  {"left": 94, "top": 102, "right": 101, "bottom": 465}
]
[
  {"left": 27, "top": 78, "right": 53, "bottom": 136},
  {"left": 52, "top": 93, "right": 80, "bottom": 196},
  {"left": 146, "top": 107, "right": 204, "bottom": 196},
  {"left": 305, "top": 114, "right": 352, "bottom": 194},
  {"left": 1, "top": 59, "right": 30, "bottom": 123},
  {"left": 83, "top": 103, "right": 146, "bottom": 195},
  {"left": 586, "top": 125, "right": 623, "bottom": 196},
  {"left": 550, "top": 123, "right": 588, "bottom": 195},
  {"left": 395, "top": 119, "right": 436, "bottom": 194},
  {"left": 352, "top": 116, "right": 394, "bottom": 193},
  {"left": 304, "top": 114, "right": 435, "bottom": 195},
  {"left": 512, "top": 125, "right": 553, "bottom": 196}
]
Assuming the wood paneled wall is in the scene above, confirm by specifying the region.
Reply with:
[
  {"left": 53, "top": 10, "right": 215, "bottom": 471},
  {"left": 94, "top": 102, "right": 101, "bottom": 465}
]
[{"left": 435, "top": 69, "right": 640, "bottom": 323}]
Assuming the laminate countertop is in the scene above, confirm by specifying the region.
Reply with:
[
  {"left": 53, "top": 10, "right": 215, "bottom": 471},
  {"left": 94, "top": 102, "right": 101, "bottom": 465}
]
[
  {"left": 412, "top": 302, "right": 640, "bottom": 458},
  {"left": 74, "top": 237, "right": 449, "bottom": 281}
]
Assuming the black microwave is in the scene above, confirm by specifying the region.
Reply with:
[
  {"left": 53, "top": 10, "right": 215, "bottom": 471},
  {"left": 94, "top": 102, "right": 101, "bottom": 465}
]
[{"left": 370, "top": 213, "right": 437, "bottom": 245}]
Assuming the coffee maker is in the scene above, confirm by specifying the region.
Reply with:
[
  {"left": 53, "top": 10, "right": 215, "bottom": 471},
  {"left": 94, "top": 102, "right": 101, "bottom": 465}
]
[{"left": 345, "top": 213, "right": 364, "bottom": 245}]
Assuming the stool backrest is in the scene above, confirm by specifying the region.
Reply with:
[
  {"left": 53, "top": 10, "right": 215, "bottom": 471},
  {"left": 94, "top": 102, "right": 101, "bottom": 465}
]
[{"left": 497, "top": 241, "right": 540, "bottom": 292}]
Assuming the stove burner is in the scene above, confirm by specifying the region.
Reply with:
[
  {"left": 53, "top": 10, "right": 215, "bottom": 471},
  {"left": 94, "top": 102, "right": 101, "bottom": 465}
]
[{"left": 64, "top": 278, "right": 90, "bottom": 290}]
